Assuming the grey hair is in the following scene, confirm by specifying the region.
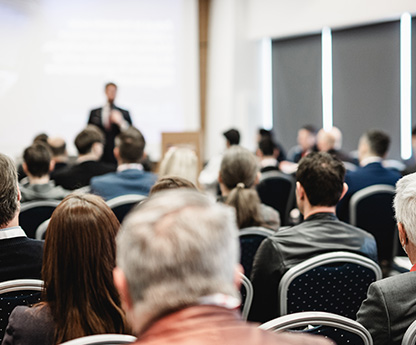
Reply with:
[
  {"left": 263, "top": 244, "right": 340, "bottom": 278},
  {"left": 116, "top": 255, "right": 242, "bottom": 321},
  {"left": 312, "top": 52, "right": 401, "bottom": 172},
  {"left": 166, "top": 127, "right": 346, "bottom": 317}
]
[
  {"left": 394, "top": 174, "right": 416, "bottom": 244},
  {"left": 116, "top": 189, "right": 240, "bottom": 321},
  {"left": 0, "top": 154, "right": 19, "bottom": 228}
]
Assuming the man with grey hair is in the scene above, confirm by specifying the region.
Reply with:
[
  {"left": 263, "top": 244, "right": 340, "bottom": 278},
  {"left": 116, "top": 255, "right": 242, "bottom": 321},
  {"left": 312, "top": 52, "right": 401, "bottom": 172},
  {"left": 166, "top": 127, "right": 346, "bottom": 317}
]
[
  {"left": 357, "top": 172, "right": 416, "bottom": 345},
  {"left": 113, "top": 190, "right": 330, "bottom": 345},
  {"left": 0, "top": 153, "right": 44, "bottom": 282}
]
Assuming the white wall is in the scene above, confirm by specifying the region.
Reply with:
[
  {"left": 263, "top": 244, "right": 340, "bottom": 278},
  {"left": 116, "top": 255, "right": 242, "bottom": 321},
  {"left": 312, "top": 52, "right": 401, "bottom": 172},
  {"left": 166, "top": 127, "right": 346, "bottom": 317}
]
[
  {"left": 205, "top": 0, "right": 416, "bottom": 160},
  {"left": 0, "top": 0, "right": 199, "bottom": 161}
]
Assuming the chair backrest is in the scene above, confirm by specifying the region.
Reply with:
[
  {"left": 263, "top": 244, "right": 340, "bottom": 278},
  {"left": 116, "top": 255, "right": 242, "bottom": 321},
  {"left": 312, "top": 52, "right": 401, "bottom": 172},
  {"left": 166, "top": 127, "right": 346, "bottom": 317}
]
[
  {"left": 59, "top": 334, "right": 137, "bottom": 345},
  {"left": 19, "top": 200, "right": 60, "bottom": 238},
  {"left": 349, "top": 184, "right": 396, "bottom": 264},
  {"left": 239, "top": 273, "right": 253, "bottom": 321},
  {"left": 238, "top": 227, "right": 275, "bottom": 278},
  {"left": 256, "top": 172, "right": 295, "bottom": 226},
  {"left": 259, "top": 311, "right": 373, "bottom": 345},
  {"left": 0, "top": 279, "right": 44, "bottom": 343},
  {"left": 106, "top": 194, "right": 147, "bottom": 223},
  {"left": 402, "top": 320, "right": 416, "bottom": 345},
  {"left": 36, "top": 218, "right": 51, "bottom": 240},
  {"left": 279, "top": 251, "right": 382, "bottom": 319}
]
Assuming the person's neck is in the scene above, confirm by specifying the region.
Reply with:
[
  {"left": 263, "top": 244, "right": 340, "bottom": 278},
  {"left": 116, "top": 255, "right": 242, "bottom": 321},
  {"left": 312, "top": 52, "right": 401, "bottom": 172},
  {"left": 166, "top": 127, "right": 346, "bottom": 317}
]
[
  {"left": 0, "top": 213, "right": 19, "bottom": 230},
  {"left": 77, "top": 152, "right": 98, "bottom": 163},
  {"left": 27, "top": 175, "right": 50, "bottom": 185},
  {"left": 303, "top": 205, "right": 336, "bottom": 220}
]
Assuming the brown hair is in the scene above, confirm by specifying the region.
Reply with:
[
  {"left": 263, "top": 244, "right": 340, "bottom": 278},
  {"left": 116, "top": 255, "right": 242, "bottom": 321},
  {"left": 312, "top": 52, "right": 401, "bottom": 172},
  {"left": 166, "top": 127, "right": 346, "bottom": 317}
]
[
  {"left": 220, "top": 146, "right": 266, "bottom": 229},
  {"left": 23, "top": 142, "right": 52, "bottom": 177},
  {"left": 115, "top": 127, "right": 145, "bottom": 163},
  {"left": 42, "top": 192, "right": 128, "bottom": 343},
  {"left": 150, "top": 176, "right": 197, "bottom": 196},
  {"left": 75, "top": 125, "right": 105, "bottom": 155}
]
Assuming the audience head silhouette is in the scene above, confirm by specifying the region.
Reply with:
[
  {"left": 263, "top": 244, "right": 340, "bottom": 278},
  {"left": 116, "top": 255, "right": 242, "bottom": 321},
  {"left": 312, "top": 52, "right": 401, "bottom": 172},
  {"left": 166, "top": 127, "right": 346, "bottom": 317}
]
[
  {"left": 22, "top": 142, "right": 53, "bottom": 178},
  {"left": 114, "top": 127, "right": 145, "bottom": 164},
  {"left": 150, "top": 176, "right": 197, "bottom": 196},
  {"left": 0, "top": 153, "right": 19, "bottom": 228},
  {"left": 359, "top": 129, "right": 390, "bottom": 161},
  {"left": 296, "top": 152, "right": 347, "bottom": 211},
  {"left": 42, "top": 192, "right": 127, "bottom": 343},
  {"left": 75, "top": 125, "right": 105, "bottom": 156},
  {"left": 114, "top": 190, "right": 241, "bottom": 333},
  {"left": 219, "top": 146, "right": 265, "bottom": 229},
  {"left": 394, "top": 173, "right": 416, "bottom": 262},
  {"left": 158, "top": 146, "right": 198, "bottom": 185},
  {"left": 223, "top": 128, "right": 240, "bottom": 147}
]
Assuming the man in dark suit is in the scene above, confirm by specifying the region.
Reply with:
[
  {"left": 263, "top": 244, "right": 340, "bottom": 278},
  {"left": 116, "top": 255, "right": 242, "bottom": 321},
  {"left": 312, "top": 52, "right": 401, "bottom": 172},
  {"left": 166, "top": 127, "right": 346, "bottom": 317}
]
[
  {"left": 0, "top": 153, "right": 43, "bottom": 282},
  {"left": 90, "top": 127, "right": 157, "bottom": 200},
  {"left": 88, "top": 82, "right": 132, "bottom": 165},
  {"left": 357, "top": 172, "right": 416, "bottom": 345},
  {"left": 337, "top": 129, "right": 401, "bottom": 222},
  {"left": 53, "top": 125, "right": 116, "bottom": 190}
]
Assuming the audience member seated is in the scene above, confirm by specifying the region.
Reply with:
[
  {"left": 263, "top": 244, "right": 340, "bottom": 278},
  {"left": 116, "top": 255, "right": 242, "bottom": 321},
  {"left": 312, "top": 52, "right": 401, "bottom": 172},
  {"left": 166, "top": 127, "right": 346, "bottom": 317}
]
[
  {"left": 287, "top": 125, "right": 317, "bottom": 163},
  {"left": 256, "top": 137, "right": 279, "bottom": 173},
  {"left": 2, "top": 193, "right": 129, "bottom": 345},
  {"left": 113, "top": 189, "right": 330, "bottom": 345},
  {"left": 90, "top": 127, "right": 157, "bottom": 200},
  {"left": 337, "top": 129, "right": 402, "bottom": 222},
  {"left": 257, "top": 128, "right": 286, "bottom": 162},
  {"left": 19, "top": 143, "right": 70, "bottom": 202},
  {"left": 249, "top": 152, "right": 377, "bottom": 323},
  {"left": 149, "top": 176, "right": 197, "bottom": 196},
  {"left": 158, "top": 146, "right": 198, "bottom": 185},
  {"left": 357, "top": 173, "right": 416, "bottom": 345},
  {"left": 198, "top": 128, "right": 240, "bottom": 197},
  {"left": 53, "top": 125, "right": 115, "bottom": 190},
  {"left": 316, "top": 127, "right": 353, "bottom": 163},
  {"left": 47, "top": 136, "right": 69, "bottom": 176},
  {"left": 219, "top": 146, "right": 280, "bottom": 231},
  {"left": 0, "top": 153, "right": 43, "bottom": 282},
  {"left": 17, "top": 133, "right": 49, "bottom": 182}
]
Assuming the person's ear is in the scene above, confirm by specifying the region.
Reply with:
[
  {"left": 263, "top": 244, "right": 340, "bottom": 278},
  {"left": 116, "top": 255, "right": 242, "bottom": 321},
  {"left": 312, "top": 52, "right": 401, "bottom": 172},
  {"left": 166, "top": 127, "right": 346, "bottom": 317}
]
[
  {"left": 296, "top": 181, "right": 305, "bottom": 200},
  {"left": 49, "top": 160, "right": 55, "bottom": 173},
  {"left": 398, "top": 222, "right": 408, "bottom": 247},
  {"left": 113, "top": 267, "right": 134, "bottom": 312},
  {"left": 113, "top": 146, "right": 120, "bottom": 160},
  {"left": 254, "top": 172, "right": 261, "bottom": 186},
  {"left": 22, "top": 162, "right": 29, "bottom": 175},
  {"left": 339, "top": 182, "right": 349, "bottom": 201}
]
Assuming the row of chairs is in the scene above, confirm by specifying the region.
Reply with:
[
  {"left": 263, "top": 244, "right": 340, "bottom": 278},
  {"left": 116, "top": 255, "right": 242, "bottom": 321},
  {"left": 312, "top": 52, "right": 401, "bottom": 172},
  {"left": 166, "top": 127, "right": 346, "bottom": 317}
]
[{"left": 19, "top": 194, "right": 147, "bottom": 240}]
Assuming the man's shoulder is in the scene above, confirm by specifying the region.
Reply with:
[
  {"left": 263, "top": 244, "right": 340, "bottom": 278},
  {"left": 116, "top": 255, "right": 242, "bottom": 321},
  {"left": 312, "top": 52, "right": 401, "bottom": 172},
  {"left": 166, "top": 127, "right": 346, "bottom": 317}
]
[
  {"left": 373, "top": 271, "right": 416, "bottom": 290},
  {"left": 91, "top": 171, "right": 118, "bottom": 184}
]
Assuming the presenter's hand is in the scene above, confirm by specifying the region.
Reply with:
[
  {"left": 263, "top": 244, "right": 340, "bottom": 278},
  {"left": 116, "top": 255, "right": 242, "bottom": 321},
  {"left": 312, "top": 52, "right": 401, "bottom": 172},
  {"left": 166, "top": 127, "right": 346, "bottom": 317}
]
[{"left": 110, "top": 110, "right": 123, "bottom": 127}]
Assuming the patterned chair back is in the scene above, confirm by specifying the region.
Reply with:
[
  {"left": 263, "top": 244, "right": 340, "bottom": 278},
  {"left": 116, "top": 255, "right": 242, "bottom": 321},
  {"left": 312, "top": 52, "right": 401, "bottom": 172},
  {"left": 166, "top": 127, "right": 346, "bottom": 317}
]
[{"left": 279, "top": 251, "right": 382, "bottom": 319}]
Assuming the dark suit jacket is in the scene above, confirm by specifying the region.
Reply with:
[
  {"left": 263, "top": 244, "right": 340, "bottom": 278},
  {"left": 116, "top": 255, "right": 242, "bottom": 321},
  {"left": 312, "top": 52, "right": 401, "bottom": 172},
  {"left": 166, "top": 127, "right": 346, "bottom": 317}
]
[
  {"left": 357, "top": 271, "right": 416, "bottom": 345},
  {"left": 52, "top": 160, "right": 116, "bottom": 190},
  {"left": 88, "top": 105, "right": 132, "bottom": 165},
  {"left": 337, "top": 162, "right": 401, "bottom": 222},
  {"left": 0, "top": 234, "right": 44, "bottom": 283},
  {"left": 90, "top": 169, "right": 157, "bottom": 201}
]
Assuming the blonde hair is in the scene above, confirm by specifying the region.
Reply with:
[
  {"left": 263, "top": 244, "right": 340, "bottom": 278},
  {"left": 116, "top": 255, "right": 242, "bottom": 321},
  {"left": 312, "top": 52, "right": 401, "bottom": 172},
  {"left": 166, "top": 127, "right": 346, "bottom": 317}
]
[{"left": 159, "top": 146, "right": 198, "bottom": 185}]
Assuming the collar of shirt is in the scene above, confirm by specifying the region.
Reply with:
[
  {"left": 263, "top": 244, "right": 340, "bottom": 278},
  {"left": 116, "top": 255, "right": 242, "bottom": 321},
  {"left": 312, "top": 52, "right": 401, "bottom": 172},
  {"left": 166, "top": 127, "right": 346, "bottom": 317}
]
[
  {"left": 260, "top": 157, "right": 278, "bottom": 168},
  {"left": 117, "top": 163, "right": 144, "bottom": 172},
  {"left": 360, "top": 156, "right": 382, "bottom": 167},
  {"left": 0, "top": 226, "right": 27, "bottom": 240},
  {"left": 198, "top": 293, "right": 241, "bottom": 309}
]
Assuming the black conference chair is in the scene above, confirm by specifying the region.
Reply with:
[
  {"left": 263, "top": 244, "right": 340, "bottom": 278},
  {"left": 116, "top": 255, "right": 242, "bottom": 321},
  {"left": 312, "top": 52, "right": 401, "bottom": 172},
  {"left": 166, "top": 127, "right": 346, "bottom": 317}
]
[
  {"left": 19, "top": 200, "right": 60, "bottom": 239},
  {"left": 278, "top": 251, "right": 382, "bottom": 319},
  {"left": 259, "top": 311, "right": 373, "bottom": 345},
  {"left": 256, "top": 171, "right": 295, "bottom": 226},
  {"left": 0, "top": 279, "right": 43, "bottom": 343},
  {"left": 349, "top": 184, "right": 396, "bottom": 274},
  {"left": 239, "top": 227, "right": 275, "bottom": 278},
  {"left": 59, "top": 334, "right": 137, "bottom": 345},
  {"left": 106, "top": 194, "right": 147, "bottom": 223}
]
